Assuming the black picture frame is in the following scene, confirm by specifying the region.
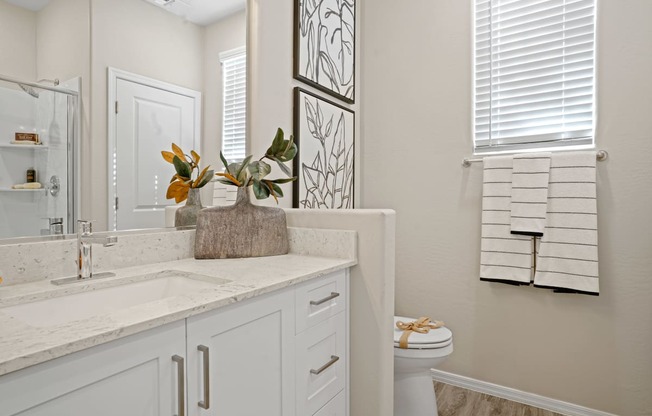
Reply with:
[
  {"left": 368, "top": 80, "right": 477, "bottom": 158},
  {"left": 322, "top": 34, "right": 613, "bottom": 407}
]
[
  {"left": 293, "top": 87, "right": 355, "bottom": 209},
  {"left": 293, "top": 0, "right": 356, "bottom": 104}
]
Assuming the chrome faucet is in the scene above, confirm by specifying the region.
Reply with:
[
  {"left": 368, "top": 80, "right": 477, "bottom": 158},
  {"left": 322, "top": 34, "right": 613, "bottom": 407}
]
[{"left": 77, "top": 220, "right": 117, "bottom": 280}]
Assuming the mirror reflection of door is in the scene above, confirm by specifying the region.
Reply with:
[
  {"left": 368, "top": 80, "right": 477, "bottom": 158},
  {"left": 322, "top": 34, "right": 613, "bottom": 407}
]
[{"left": 111, "top": 72, "right": 200, "bottom": 231}]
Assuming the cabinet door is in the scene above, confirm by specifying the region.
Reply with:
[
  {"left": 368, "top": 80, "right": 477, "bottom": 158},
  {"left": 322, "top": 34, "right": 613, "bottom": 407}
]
[
  {"left": 187, "top": 290, "right": 295, "bottom": 416},
  {"left": 0, "top": 321, "right": 186, "bottom": 416}
]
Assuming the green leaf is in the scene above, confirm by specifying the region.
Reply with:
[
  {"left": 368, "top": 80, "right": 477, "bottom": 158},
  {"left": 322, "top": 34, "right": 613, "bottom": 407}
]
[
  {"left": 272, "top": 157, "right": 292, "bottom": 177},
  {"left": 266, "top": 181, "right": 284, "bottom": 197},
  {"left": 196, "top": 169, "right": 214, "bottom": 188},
  {"left": 270, "top": 177, "right": 296, "bottom": 184},
  {"left": 219, "top": 151, "right": 230, "bottom": 173},
  {"left": 173, "top": 155, "right": 192, "bottom": 178},
  {"left": 217, "top": 178, "right": 237, "bottom": 186},
  {"left": 252, "top": 179, "right": 270, "bottom": 199},
  {"left": 235, "top": 155, "right": 252, "bottom": 181},
  {"left": 267, "top": 128, "right": 285, "bottom": 155},
  {"left": 248, "top": 160, "right": 272, "bottom": 180}
]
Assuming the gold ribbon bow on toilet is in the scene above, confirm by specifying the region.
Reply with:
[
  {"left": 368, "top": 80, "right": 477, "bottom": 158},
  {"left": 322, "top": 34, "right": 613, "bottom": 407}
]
[{"left": 396, "top": 317, "right": 445, "bottom": 349}]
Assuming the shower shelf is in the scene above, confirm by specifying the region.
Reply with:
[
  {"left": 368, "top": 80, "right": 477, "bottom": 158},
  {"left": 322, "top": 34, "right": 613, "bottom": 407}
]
[
  {"left": 0, "top": 144, "right": 48, "bottom": 149},
  {"left": 0, "top": 188, "right": 44, "bottom": 192}
]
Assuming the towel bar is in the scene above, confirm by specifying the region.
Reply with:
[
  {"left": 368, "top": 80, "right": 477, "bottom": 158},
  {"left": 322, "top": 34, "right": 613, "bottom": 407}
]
[{"left": 462, "top": 150, "right": 608, "bottom": 167}]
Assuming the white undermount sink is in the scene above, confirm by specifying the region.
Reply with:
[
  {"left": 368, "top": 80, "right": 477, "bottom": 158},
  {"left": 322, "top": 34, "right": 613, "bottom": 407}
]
[{"left": 1, "top": 271, "right": 230, "bottom": 328}]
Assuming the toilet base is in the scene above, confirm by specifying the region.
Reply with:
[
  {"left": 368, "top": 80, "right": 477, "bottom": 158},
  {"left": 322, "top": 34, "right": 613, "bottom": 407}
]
[{"left": 394, "top": 371, "right": 438, "bottom": 416}]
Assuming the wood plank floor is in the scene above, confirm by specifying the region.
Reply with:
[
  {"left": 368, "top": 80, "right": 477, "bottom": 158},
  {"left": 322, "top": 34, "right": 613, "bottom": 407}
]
[{"left": 434, "top": 382, "right": 563, "bottom": 416}]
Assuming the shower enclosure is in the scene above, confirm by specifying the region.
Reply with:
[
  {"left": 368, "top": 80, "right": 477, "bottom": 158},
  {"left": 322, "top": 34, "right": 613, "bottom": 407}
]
[{"left": 0, "top": 74, "right": 79, "bottom": 239}]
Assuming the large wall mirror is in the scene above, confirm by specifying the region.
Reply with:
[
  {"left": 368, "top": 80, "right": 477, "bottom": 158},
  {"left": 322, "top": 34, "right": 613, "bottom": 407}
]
[{"left": 0, "top": 0, "right": 247, "bottom": 241}]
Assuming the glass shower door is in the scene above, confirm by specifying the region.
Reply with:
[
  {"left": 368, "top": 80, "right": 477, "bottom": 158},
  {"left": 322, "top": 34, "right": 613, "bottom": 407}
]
[{"left": 0, "top": 76, "right": 78, "bottom": 239}]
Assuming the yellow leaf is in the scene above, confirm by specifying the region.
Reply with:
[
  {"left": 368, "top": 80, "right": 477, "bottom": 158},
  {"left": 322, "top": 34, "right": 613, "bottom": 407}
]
[
  {"left": 216, "top": 172, "right": 241, "bottom": 186},
  {"left": 193, "top": 165, "right": 210, "bottom": 188},
  {"left": 191, "top": 150, "right": 201, "bottom": 165},
  {"left": 166, "top": 180, "right": 190, "bottom": 202},
  {"left": 171, "top": 143, "right": 187, "bottom": 163},
  {"left": 161, "top": 151, "right": 175, "bottom": 163}
]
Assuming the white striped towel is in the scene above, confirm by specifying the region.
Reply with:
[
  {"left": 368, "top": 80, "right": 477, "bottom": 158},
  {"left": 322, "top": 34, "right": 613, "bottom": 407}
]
[
  {"left": 534, "top": 151, "right": 599, "bottom": 295},
  {"left": 510, "top": 152, "right": 552, "bottom": 236},
  {"left": 480, "top": 156, "right": 533, "bottom": 285}
]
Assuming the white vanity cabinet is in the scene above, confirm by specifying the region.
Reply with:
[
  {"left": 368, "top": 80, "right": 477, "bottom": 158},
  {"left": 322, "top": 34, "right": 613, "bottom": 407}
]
[
  {"left": 185, "top": 288, "right": 296, "bottom": 416},
  {"left": 0, "top": 320, "right": 187, "bottom": 416},
  {"left": 0, "top": 269, "right": 349, "bottom": 416}
]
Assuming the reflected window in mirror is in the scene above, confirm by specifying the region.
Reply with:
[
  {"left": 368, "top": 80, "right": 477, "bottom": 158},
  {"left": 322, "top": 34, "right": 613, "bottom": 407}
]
[{"left": 220, "top": 47, "right": 247, "bottom": 163}]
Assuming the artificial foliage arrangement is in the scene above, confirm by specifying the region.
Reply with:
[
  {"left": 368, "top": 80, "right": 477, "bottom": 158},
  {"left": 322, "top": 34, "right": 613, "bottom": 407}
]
[
  {"left": 161, "top": 144, "right": 214, "bottom": 203},
  {"left": 216, "top": 128, "right": 297, "bottom": 203}
]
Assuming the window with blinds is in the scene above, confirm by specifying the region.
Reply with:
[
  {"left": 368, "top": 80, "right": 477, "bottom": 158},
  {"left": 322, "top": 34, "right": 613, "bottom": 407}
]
[
  {"left": 220, "top": 47, "right": 247, "bottom": 162},
  {"left": 474, "top": 0, "right": 596, "bottom": 153}
]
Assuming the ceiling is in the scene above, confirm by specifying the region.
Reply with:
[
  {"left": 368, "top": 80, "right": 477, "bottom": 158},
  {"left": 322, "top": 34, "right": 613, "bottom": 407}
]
[
  {"left": 143, "top": 0, "right": 245, "bottom": 26},
  {"left": 3, "top": 0, "right": 51, "bottom": 11},
  {"left": 4, "top": 0, "right": 245, "bottom": 26}
]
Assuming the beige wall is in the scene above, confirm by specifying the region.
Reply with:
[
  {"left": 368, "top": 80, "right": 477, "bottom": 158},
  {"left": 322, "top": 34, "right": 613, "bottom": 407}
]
[
  {"left": 286, "top": 209, "right": 395, "bottom": 416},
  {"left": 202, "top": 10, "right": 247, "bottom": 171},
  {"left": 248, "top": 0, "right": 361, "bottom": 208},
  {"left": 88, "top": 0, "right": 204, "bottom": 229},
  {"left": 0, "top": 1, "right": 37, "bottom": 80},
  {"left": 360, "top": 0, "right": 652, "bottom": 415}
]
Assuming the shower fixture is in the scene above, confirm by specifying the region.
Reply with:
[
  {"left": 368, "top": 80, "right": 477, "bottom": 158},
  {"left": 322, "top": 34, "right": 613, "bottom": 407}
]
[{"left": 17, "top": 79, "right": 60, "bottom": 98}]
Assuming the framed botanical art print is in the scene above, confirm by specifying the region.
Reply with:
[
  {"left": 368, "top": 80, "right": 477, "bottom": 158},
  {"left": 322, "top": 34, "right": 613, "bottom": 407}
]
[
  {"left": 293, "top": 88, "right": 355, "bottom": 209},
  {"left": 294, "top": 0, "right": 356, "bottom": 104}
]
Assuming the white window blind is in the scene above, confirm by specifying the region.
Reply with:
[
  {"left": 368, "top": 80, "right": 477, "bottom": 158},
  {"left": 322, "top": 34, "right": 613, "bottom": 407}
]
[
  {"left": 220, "top": 47, "right": 247, "bottom": 162},
  {"left": 474, "top": 0, "right": 596, "bottom": 153}
]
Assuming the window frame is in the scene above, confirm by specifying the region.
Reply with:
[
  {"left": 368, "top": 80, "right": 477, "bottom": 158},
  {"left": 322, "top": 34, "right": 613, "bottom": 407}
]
[{"left": 471, "top": 0, "right": 598, "bottom": 155}]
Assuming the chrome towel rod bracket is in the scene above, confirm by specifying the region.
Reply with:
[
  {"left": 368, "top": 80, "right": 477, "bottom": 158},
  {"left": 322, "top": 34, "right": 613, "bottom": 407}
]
[{"left": 462, "top": 150, "right": 608, "bottom": 167}]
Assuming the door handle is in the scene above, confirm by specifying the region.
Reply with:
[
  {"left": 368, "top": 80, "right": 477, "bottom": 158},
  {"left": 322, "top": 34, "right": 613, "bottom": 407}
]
[
  {"left": 172, "top": 355, "right": 185, "bottom": 416},
  {"left": 197, "top": 345, "right": 210, "bottom": 409},
  {"left": 310, "top": 355, "right": 340, "bottom": 375},
  {"left": 310, "top": 292, "right": 340, "bottom": 306}
]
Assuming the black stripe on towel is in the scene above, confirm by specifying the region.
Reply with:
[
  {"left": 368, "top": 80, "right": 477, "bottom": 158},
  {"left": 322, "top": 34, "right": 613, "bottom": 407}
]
[
  {"left": 538, "top": 255, "right": 598, "bottom": 262},
  {"left": 512, "top": 171, "right": 550, "bottom": 175},
  {"left": 511, "top": 230, "right": 544, "bottom": 237},
  {"left": 481, "top": 263, "right": 531, "bottom": 270},
  {"left": 536, "top": 270, "right": 598, "bottom": 279},
  {"left": 481, "top": 250, "right": 531, "bottom": 255},
  {"left": 533, "top": 284, "right": 599, "bottom": 296},
  {"left": 481, "top": 278, "right": 530, "bottom": 286}
]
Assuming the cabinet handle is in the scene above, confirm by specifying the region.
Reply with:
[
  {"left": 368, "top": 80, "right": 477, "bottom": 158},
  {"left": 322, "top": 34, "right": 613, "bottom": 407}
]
[
  {"left": 310, "top": 292, "right": 340, "bottom": 306},
  {"left": 310, "top": 355, "right": 340, "bottom": 375},
  {"left": 172, "top": 355, "right": 185, "bottom": 416},
  {"left": 197, "top": 345, "right": 210, "bottom": 409}
]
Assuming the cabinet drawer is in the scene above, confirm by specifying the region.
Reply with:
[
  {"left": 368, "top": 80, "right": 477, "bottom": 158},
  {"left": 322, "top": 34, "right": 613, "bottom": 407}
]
[
  {"left": 314, "top": 390, "right": 346, "bottom": 416},
  {"left": 296, "top": 270, "right": 347, "bottom": 333},
  {"left": 296, "top": 312, "right": 347, "bottom": 416}
]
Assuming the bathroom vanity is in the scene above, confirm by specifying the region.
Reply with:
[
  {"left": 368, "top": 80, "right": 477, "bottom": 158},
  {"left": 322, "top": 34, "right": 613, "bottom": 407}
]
[{"left": 0, "top": 227, "right": 355, "bottom": 416}]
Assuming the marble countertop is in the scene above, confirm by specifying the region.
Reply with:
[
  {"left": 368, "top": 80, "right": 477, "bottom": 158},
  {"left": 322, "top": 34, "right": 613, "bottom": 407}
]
[{"left": 0, "top": 249, "right": 356, "bottom": 376}]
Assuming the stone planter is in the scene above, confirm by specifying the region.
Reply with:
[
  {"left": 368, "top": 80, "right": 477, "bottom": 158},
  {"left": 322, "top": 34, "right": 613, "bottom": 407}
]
[
  {"left": 175, "top": 188, "right": 203, "bottom": 227},
  {"left": 194, "top": 187, "right": 289, "bottom": 259}
]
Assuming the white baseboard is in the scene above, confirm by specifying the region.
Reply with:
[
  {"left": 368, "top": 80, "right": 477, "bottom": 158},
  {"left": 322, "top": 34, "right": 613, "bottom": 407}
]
[{"left": 431, "top": 369, "right": 617, "bottom": 416}]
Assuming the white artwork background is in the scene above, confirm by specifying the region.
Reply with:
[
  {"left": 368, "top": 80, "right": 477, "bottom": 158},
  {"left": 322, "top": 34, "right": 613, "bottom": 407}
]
[
  {"left": 296, "top": 0, "right": 355, "bottom": 101},
  {"left": 297, "top": 91, "right": 354, "bottom": 209}
]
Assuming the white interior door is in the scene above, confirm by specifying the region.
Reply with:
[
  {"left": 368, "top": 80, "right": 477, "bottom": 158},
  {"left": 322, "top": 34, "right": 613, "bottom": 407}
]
[{"left": 113, "top": 75, "right": 200, "bottom": 230}]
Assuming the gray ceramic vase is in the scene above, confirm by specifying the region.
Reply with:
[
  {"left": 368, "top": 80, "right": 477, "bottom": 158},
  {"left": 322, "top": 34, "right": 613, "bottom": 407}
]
[
  {"left": 194, "top": 187, "right": 289, "bottom": 259},
  {"left": 175, "top": 188, "right": 203, "bottom": 227}
]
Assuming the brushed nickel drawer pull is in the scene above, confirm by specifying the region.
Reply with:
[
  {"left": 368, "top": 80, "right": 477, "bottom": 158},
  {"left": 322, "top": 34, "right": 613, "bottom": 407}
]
[
  {"left": 310, "top": 355, "right": 340, "bottom": 375},
  {"left": 197, "top": 345, "right": 210, "bottom": 409},
  {"left": 310, "top": 292, "right": 340, "bottom": 306},
  {"left": 172, "top": 355, "right": 185, "bottom": 416}
]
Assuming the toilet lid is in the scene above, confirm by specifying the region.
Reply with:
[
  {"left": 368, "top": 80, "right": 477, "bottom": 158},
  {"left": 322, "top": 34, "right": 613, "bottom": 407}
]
[{"left": 393, "top": 316, "right": 452, "bottom": 348}]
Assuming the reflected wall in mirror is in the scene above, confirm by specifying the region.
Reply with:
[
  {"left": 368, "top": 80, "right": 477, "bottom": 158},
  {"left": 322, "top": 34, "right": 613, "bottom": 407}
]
[{"left": 0, "top": 0, "right": 247, "bottom": 240}]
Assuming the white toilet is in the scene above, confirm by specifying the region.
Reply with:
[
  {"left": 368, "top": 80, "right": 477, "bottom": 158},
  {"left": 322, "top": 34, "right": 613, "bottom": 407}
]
[{"left": 393, "top": 316, "right": 453, "bottom": 416}]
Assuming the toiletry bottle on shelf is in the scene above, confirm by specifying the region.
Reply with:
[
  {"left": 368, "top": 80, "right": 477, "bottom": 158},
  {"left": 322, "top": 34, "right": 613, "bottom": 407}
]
[{"left": 26, "top": 168, "right": 36, "bottom": 183}]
